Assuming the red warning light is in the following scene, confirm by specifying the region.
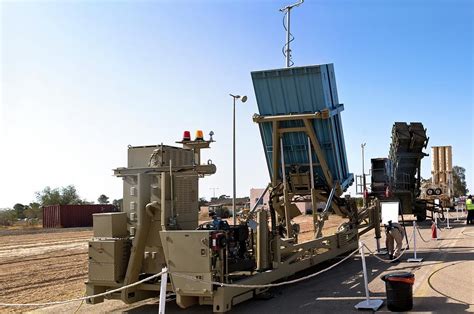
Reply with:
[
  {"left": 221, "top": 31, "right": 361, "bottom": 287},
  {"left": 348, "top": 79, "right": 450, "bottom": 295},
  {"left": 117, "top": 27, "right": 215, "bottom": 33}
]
[{"left": 183, "top": 131, "right": 191, "bottom": 141}]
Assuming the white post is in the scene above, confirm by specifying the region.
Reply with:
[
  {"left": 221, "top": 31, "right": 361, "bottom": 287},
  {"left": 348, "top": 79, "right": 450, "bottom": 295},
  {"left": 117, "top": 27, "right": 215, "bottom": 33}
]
[
  {"left": 361, "top": 242, "right": 370, "bottom": 302},
  {"left": 354, "top": 241, "right": 384, "bottom": 310},
  {"left": 455, "top": 203, "right": 460, "bottom": 222},
  {"left": 375, "top": 237, "right": 382, "bottom": 254},
  {"left": 445, "top": 206, "right": 452, "bottom": 229},
  {"left": 434, "top": 214, "right": 439, "bottom": 240},
  {"left": 408, "top": 221, "right": 423, "bottom": 262},
  {"left": 361, "top": 143, "right": 366, "bottom": 208},
  {"left": 232, "top": 97, "right": 236, "bottom": 226},
  {"left": 159, "top": 267, "right": 168, "bottom": 314}
]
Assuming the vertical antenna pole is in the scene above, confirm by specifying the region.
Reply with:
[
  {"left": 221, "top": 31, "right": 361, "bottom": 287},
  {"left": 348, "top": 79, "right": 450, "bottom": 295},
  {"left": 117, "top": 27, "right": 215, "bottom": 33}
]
[
  {"left": 170, "top": 159, "right": 174, "bottom": 219},
  {"left": 233, "top": 97, "right": 237, "bottom": 226},
  {"left": 280, "top": 0, "right": 303, "bottom": 68},
  {"left": 285, "top": 9, "right": 291, "bottom": 68}
]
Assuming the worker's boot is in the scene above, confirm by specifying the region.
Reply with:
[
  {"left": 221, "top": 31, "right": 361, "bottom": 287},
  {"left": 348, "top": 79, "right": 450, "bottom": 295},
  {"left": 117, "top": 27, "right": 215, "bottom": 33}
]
[{"left": 388, "top": 254, "right": 393, "bottom": 260}]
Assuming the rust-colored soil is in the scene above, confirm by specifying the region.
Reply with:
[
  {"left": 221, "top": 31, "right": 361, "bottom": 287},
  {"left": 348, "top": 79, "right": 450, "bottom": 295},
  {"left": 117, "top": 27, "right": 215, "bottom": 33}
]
[{"left": 0, "top": 229, "right": 92, "bottom": 313}]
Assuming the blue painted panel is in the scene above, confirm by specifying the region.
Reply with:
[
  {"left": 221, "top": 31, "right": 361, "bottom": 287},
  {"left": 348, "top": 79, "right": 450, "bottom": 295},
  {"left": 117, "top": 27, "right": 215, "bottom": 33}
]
[{"left": 251, "top": 64, "right": 353, "bottom": 191}]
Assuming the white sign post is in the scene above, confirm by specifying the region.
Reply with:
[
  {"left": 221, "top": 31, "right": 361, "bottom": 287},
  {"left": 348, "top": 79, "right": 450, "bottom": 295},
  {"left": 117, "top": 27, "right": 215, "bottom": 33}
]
[
  {"left": 159, "top": 267, "right": 168, "bottom": 314},
  {"left": 381, "top": 201, "right": 400, "bottom": 224},
  {"left": 455, "top": 203, "right": 459, "bottom": 222},
  {"left": 354, "top": 241, "right": 384, "bottom": 311},
  {"left": 407, "top": 221, "right": 423, "bottom": 262},
  {"left": 445, "top": 206, "right": 452, "bottom": 229}
]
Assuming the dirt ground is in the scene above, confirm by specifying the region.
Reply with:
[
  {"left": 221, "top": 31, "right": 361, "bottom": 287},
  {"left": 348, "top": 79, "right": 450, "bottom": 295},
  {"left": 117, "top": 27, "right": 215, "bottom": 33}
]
[
  {"left": 0, "top": 212, "right": 346, "bottom": 313},
  {"left": 0, "top": 228, "right": 93, "bottom": 313}
]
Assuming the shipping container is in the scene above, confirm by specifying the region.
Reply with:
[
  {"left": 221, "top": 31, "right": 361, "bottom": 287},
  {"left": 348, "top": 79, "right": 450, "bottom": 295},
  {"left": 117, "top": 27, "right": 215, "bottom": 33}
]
[
  {"left": 42, "top": 204, "right": 117, "bottom": 228},
  {"left": 251, "top": 63, "right": 353, "bottom": 190}
]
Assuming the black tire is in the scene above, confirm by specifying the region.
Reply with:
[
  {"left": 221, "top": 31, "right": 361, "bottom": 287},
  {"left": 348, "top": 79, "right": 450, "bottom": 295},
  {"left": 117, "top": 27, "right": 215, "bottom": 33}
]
[
  {"left": 426, "top": 189, "right": 434, "bottom": 196},
  {"left": 416, "top": 212, "right": 427, "bottom": 222},
  {"left": 435, "top": 188, "right": 442, "bottom": 195}
]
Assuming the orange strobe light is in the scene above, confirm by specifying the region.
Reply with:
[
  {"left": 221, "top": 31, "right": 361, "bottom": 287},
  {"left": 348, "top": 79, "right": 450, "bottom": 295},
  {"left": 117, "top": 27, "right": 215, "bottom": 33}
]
[{"left": 195, "top": 130, "right": 204, "bottom": 141}]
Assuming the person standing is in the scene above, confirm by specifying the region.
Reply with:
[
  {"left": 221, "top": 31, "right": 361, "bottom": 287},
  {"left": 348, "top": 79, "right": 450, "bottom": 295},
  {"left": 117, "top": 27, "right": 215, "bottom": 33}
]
[
  {"left": 385, "top": 220, "right": 405, "bottom": 262},
  {"left": 466, "top": 195, "right": 474, "bottom": 224}
]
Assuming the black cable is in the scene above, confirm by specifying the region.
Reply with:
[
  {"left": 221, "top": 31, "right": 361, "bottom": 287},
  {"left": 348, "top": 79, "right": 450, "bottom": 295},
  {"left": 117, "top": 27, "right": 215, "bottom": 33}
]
[
  {"left": 281, "top": 11, "right": 295, "bottom": 67},
  {"left": 427, "top": 261, "right": 474, "bottom": 305}
]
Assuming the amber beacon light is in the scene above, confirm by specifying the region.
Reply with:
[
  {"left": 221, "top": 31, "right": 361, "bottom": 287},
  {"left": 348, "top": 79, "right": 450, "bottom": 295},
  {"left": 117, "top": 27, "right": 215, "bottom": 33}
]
[{"left": 195, "top": 130, "right": 204, "bottom": 141}]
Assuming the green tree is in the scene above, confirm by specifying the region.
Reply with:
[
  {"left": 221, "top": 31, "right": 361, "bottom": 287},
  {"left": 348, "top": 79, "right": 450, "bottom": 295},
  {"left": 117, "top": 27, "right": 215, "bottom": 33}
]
[
  {"left": 0, "top": 209, "right": 17, "bottom": 226},
  {"left": 452, "top": 166, "right": 469, "bottom": 197},
  {"left": 24, "top": 202, "right": 42, "bottom": 219},
  {"left": 13, "top": 203, "right": 26, "bottom": 219},
  {"left": 97, "top": 194, "right": 110, "bottom": 204},
  {"left": 35, "top": 185, "right": 85, "bottom": 206},
  {"left": 199, "top": 197, "right": 208, "bottom": 207},
  {"left": 112, "top": 199, "right": 123, "bottom": 210},
  {"left": 60, "top": 185, "right": 83, "bottom": 205}
]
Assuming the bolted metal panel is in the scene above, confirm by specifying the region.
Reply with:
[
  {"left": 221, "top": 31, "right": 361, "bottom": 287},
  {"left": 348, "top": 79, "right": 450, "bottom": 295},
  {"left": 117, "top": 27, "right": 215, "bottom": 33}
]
[
  {"left": 251, "top": 64, "right": 352, "bottom": 190},
  {"left": 93, "top": 212, "right": 128, "bottom": 238},
  {"left": 431, "top": 145, "right": 453, "bottom": 187},
  {"left": 445, "top": 146, "right": 452, "bottom": 171},
  {"left": 88, "top": 238, "right": 130, "bottom": 282},
  {"left": 127, "top": 145, "right": 193, "bottom": 168},
  {"left": 438, "top": 146, "right": 446, "bottom": 183},
  {"left": 431, "top": 146, "right": 439, "bottom": 184}
]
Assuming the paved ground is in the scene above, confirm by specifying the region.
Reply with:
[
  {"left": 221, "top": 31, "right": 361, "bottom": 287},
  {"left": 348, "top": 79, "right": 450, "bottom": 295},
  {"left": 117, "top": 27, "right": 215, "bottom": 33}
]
[{"left": 29, "top": 212, "right": 474, "bottom": 313}]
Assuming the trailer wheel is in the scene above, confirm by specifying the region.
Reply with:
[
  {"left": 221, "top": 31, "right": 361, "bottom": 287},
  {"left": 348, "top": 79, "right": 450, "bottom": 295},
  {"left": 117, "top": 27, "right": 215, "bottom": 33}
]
[
  {"left": 435, "top": 188, "right": 442, "bottom": 195},
  {"left": 426, "top": 189, "right": 434, "bottom": 196}
]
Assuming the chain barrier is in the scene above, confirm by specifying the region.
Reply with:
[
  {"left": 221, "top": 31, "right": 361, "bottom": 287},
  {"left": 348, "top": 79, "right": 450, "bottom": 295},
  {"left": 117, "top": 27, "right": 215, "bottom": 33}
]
[
  {"left": 172, "top": 248, "right": 360, "bottom": 288},
  {"left": 362, "top": 229, "right": 414, "bottom": 263},
  {"left": 415, "top": 224, "right": 431, "bottom": 243},
  {"left": 0, "top": 247, "right": 361, "bottom": 307}
]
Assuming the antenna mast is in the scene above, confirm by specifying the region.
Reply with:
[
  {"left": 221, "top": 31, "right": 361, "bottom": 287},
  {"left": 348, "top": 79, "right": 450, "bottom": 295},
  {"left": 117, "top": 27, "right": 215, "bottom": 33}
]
[{"left": 280, "top": 0, "right": 304, "bottom": 68}]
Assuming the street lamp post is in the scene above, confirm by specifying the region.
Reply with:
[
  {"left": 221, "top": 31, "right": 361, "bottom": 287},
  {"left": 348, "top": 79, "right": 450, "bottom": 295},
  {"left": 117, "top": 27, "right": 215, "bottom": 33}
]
[
  {"left": 210, "top": 187, "right": 219, "bottom": 199},
  {"left": 361, "top": 143, "right": 366, "bottom": 207},
  {"left": 230, "top": 94, "right": 247, "bottom": 225}
]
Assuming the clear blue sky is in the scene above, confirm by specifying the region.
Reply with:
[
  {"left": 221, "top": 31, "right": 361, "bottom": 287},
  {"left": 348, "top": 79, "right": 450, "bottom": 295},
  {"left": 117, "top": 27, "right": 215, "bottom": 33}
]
[{"left": 0, "top": 0, "right": 472, "bottom": 208}]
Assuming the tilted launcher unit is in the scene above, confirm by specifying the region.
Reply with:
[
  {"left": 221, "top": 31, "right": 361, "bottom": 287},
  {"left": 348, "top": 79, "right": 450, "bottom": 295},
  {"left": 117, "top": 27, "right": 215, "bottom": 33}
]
[{"left": 157, "top": 64, "right": 378, "bottom": 312}]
